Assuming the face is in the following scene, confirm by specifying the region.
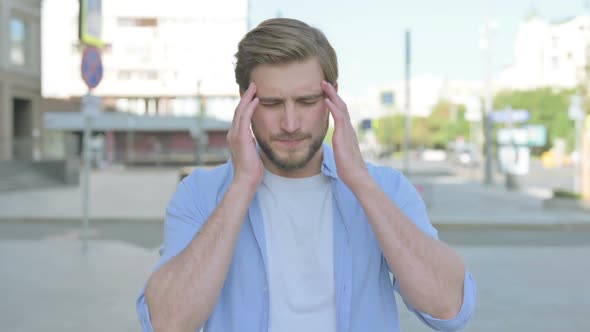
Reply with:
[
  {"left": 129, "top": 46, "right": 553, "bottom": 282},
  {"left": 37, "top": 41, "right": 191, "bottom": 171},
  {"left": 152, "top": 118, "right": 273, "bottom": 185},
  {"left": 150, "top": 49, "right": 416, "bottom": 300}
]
[{"left": 248, "top": 57, "right": 331, "bottom": 178}]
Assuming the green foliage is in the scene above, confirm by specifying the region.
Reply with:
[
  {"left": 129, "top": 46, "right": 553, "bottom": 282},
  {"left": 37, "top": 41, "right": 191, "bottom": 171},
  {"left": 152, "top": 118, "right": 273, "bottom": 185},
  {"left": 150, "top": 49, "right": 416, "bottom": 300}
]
[
  {"left": 370, "top": 88, "right": 580, "bottom": 151},
  {"left": 553, "top": 188, "right": 582, "bottom": 200},
  {"left": 371, "top": 100, "right": 472, "bottom": 150},
  {"left": 493, "top": 88, "right": 577, "bottom": 152},
  {"left": 427, "top": 101, "right": 471, "bottom": 149},
  {"left": 324, "top": 126, "right": 334, "bottom": 145},
  {"left": 372, "top": 115, "right": 405, "bottom": 149}
]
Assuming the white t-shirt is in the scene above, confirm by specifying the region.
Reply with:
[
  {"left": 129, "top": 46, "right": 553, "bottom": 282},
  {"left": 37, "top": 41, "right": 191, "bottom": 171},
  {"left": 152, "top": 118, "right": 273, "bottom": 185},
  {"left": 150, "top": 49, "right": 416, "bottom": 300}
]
[{"left": 258, "top": 169, "right": 336, "bottom": 332}]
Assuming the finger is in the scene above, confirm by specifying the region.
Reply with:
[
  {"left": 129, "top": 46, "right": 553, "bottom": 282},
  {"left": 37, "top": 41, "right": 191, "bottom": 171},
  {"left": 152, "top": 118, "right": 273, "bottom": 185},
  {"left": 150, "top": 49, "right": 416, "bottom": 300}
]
[
  {"left": 239, "top": 97, "right": 259, "bottom": 133},
  {"left": 233, "top": 83, "right": 257, "bottom": 126},
  {"left": 237, "top": 83, "right": 257, "bottom": 112},
  {"left": 325, "top": 97, "right": 344, "bottom": 124},
  {"left": 321, "top": 81, "right": 347, "bottom": 112}
]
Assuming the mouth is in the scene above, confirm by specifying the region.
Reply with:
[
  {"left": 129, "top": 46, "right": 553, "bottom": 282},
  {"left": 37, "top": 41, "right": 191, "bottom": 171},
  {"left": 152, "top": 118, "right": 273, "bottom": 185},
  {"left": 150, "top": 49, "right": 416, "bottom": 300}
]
[{"left": 274, "top": 137, "right": 307, "bottom": 148}]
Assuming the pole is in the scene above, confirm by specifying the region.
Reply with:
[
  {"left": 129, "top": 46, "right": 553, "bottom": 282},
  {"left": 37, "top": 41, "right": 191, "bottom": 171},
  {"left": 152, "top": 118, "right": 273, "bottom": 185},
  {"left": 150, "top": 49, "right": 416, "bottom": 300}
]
[
  {"left": 483, "top": 22, "right": 494, "bottom": 185},
  {"left": 574, "top": 118, "right": 583, "bottom": 193},
  {"left": 481, "top": 0, "right": 496, "bottom": 185},
  {"left": 403, "top": 29, "right": 411, "bottom": 174},
  {"left": 82, "top": 94, "right": 91, "bottom": 252},
  {"left": 247, "top": 0, "right": 251, "bottom": 30},
  {"left": 582, "top": 116, "right": 590, "bottom": 201},
  {"left": 195, "top": 80, "right": 208, "bottom": 165},
  {"left": 505, "top": 106, "right": 518, "bottom": 189}
]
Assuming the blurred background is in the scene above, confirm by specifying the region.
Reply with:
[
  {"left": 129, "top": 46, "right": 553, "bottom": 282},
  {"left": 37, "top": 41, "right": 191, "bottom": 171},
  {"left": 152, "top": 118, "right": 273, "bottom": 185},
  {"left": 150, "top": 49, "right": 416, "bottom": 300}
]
[{"left": 0, "top": 0, "right": 589, "bottom": 331}]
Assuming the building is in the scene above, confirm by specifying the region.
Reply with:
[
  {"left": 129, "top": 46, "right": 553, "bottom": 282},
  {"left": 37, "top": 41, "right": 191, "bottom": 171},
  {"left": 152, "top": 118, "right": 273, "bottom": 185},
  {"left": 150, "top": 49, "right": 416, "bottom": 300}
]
[
  {"left": 0, "top": 0, "right": 42, "bottom": 161},
  {"left": 42, "top": 0, "right": 247, "bottom": 120},
  {"left": 497, "top": 13, "right": 590, "bottom": 90},
  {"left": 369, "top": 76, "right": 483, "bottom": 119}
]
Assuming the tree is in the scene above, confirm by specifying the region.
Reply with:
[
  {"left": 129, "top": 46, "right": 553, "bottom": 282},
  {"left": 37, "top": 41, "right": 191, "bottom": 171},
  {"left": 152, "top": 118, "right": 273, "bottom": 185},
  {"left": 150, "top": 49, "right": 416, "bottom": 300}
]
[
  {"left": 426, "top": 100, "right": 471, "bottom": 149},
  {"left": 493, "top": 88, "right": 576, "bottom": 152},
  {"left": 373, "top": 115, "right": 405, "bottom": 149}
]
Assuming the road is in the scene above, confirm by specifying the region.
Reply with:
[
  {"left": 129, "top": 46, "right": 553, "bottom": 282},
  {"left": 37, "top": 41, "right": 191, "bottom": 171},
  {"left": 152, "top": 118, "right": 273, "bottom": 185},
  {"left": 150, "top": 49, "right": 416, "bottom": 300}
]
[
  {"left": 448, "top": 159, "right": 577, "bottom": 193},
  {"left": 0, "top": 220, "right": 589, "bottom": 331},
  {"left": 0, "top": 158, "right": 588, "bottom": 332},
  {"left": 2, "top": 220, "right": 590, "bottom": 250}
]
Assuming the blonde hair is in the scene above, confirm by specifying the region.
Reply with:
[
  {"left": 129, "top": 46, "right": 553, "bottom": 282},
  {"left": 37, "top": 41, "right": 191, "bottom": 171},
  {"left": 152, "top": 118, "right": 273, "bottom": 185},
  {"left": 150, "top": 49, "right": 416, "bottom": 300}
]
[{"left": 234, "top": 18, "right": 338, "bottom": 91}]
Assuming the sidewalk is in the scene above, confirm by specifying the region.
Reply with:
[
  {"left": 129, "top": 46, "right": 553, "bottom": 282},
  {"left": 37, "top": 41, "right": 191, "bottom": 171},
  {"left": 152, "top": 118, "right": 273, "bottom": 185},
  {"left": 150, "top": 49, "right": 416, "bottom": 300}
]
[
  {"left": 2, "top": 237, "right": 588, "bottom": 332},
  {"left": 415, "top": 175, "right": 590, "bottom": 229},
  {"left": 1, "top": 163, "right": 589, "bottom": 332},
  {"left": 0, "top": 163, "right": 589, "bottom": 229},
  {"left": 0, "top": 167, "right": 178, "bottom": 222}
]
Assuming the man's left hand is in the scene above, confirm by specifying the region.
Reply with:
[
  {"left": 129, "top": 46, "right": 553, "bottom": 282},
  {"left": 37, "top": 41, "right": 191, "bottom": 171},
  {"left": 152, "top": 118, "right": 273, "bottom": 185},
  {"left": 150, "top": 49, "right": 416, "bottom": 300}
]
[{"left": 322, "top": 81, "right": 370, "bottom": 190}]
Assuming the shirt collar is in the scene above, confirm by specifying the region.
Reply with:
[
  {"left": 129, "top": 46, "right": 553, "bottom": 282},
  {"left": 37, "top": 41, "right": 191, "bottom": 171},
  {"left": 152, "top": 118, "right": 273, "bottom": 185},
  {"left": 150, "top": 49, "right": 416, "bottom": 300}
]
[{"left": 320, "top": 143, "right": 339, "bottom": 180}]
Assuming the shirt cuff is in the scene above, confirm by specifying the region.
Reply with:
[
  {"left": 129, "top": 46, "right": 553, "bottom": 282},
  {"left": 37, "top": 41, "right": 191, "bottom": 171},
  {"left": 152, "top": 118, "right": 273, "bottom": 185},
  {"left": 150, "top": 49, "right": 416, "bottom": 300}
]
[
  {"left": 415, "top": 270, "right": 477, "bottom": 332},
  {"left": 136, "top": 286, "right": 155, "bottom": 332}
]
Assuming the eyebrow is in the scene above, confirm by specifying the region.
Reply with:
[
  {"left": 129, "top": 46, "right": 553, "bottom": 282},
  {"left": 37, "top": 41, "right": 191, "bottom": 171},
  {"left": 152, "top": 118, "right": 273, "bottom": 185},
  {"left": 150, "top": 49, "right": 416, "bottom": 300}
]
[{"left": 258, "top": 92, "right": 325, "bottom": 103}]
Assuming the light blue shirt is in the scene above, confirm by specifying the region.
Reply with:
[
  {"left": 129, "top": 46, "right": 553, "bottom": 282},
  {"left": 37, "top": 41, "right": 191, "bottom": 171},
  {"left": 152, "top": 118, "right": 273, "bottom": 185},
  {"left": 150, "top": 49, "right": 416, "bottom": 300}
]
[{"left": 137, "top": 144, "right": 476, "bottom": 332}]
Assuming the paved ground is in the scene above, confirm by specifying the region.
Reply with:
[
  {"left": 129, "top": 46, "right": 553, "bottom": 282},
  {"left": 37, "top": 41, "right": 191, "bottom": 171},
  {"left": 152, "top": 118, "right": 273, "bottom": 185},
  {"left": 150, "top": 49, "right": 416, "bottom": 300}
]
[
  {"left": 1, "top": 162, "right": 588, "bottom": 229},
  {"left": 1, "top": 161, "right": 589, "bottom": 331},
  {"left": 399, "top": 245, "right": 590, "bottom": 332},
  {"left": 0, "top": 239, "right": 157, "bottom": 332},
  {"left": 0, "top": 232, "right": 588, "bottom": 332},
  {"left": 0, "top": 167, "right": 178, "bottom": 222}
]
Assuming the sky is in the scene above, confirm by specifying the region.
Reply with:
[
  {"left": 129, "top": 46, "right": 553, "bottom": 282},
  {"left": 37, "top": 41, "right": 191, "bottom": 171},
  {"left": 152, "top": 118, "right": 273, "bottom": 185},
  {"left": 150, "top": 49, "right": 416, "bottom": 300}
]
[{"left": 249, "top": 0, "right": 590, "bottom": 97}]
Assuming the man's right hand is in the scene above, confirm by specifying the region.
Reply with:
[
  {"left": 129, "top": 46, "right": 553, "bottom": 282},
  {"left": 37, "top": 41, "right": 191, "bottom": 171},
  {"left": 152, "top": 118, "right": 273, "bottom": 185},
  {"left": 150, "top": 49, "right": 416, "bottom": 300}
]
[{"left": 227, "top": 83, "right": 264, "bottom": 188}]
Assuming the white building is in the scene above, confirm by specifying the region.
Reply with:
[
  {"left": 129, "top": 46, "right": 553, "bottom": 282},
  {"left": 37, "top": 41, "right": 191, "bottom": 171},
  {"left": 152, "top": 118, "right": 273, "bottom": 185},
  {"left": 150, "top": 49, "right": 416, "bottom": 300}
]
[
  {"left": 0, "top": 0, "right": 42, "bottom": 161},
  {"left": 368, "top": 76, "right": 483, "bottom": 119},
  {"left": 497, "top": 13, "right": 590, "bottom": 90},
  {"left": 42, "top": 0, "right": 247, "bottom": 120}
]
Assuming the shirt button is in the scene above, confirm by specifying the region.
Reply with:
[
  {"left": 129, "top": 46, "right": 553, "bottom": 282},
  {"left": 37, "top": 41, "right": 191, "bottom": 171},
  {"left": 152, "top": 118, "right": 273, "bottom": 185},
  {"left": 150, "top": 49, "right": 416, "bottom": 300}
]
[{"left": 263, "top": 287, "right": 268, "bottom": 293}]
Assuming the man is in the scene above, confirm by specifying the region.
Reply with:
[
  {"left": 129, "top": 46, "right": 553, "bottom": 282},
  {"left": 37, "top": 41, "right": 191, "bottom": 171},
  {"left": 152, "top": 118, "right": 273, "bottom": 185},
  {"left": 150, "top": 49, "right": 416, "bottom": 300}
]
[{"left": 137, "top": 18, "right": 476, "bottom": 332}]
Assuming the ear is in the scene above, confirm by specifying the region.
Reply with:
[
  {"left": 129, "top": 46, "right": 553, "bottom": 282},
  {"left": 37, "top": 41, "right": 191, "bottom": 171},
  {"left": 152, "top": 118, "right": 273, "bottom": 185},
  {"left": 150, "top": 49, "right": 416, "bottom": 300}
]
[
  {"left": 334, "top": 82, "right": 339, "bottom": 93},
  {"left": 239, "top": 89, "right": 244, "bottom": 97}
]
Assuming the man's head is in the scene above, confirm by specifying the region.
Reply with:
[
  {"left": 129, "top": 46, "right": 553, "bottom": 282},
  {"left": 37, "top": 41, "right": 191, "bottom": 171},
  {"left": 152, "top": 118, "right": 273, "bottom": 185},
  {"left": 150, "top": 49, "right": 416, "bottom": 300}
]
[
  {"left": 235, "top": 18, "right": 338, "bottom": 92},
  {"left": 234, "top": 18, "right": 339, "bottom": 177}
]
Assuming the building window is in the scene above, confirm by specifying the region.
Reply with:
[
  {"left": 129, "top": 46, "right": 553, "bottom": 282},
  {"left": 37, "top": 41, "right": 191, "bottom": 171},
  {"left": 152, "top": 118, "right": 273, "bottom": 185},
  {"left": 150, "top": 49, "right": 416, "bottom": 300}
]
[
  {"left": 117, "top": 70, "right": 131, "bottom": 80},
  {"left": 117, "top": 17, "right": 158, "bottom": 27},
  {"left": 117, "top": 70, "right": 159, "bottom": 80},
  {"left": 551, "top": 56, "right": 559, "bottom": 70},
  {"left": 552, "top": 36, "right": 559, "bottom": 49},
  {"left": 10, "top": 17, "right": 28, "bottom": 66}
]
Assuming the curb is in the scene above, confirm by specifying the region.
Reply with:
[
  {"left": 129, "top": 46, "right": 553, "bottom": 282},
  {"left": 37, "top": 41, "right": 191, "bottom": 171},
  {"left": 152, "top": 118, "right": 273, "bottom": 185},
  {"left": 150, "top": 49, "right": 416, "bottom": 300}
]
[
  {"left": 1, "top": 216, "right": 589, "bottom": 231},
  {"left": 432, "top": 221, "right": 590, "bottom": 231},
  {"left": 0, "top": 217, "right": 163, "bottom": 224}
]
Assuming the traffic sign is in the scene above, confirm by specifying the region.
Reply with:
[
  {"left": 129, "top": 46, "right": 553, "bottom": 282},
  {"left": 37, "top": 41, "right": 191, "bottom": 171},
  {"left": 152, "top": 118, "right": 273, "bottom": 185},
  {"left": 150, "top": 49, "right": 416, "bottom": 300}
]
[
  {"left": 569, "top": 94, "right": 585, "bottom": 121},
  {"left": 81, "top": 46, "right": 103, "bottom": 90},
  {"left": 490, "top": 109, "right": 530, "bottom": 123},
  {"left": 381, "top": 91, "right": 394, "bottom": 106}
]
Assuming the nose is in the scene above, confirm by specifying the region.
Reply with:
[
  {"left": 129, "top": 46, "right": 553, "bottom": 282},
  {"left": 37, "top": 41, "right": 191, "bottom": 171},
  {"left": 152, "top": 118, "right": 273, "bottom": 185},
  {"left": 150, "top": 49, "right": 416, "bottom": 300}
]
[{"left": 279, "top": 102, "right": 301, "bottom": 133}]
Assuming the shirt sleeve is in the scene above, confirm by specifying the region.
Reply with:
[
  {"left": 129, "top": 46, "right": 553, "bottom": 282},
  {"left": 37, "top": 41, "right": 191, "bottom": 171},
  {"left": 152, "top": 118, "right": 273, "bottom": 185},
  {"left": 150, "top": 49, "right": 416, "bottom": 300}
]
[
  {"left": 386, "top": 170, "right": 477, "bottom": 331},
  {"left": 136, "top": 174, "right": 208, "bottom": 332},
  {"left": 402, "top": 271, "right": 477, "bottom": 332}
]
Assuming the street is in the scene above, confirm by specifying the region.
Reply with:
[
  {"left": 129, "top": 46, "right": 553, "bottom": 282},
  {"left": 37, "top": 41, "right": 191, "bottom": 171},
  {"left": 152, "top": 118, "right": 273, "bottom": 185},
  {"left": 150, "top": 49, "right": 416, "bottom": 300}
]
[
  {"left": 0, "top": 160, "right": 588, "bottom": 331},
  {"left": 3, "top": 220, "right": 590, "bottom": 249},
  {"left": 0, "top": 220, "right": 589, "bottom": 332}
]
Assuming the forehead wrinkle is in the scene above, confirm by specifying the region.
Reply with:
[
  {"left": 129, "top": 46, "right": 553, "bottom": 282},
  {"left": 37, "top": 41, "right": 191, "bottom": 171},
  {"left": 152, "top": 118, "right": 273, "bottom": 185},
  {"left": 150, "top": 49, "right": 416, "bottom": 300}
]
[{"left": 296, "top": 92, "right": 325, "bottom": 101}]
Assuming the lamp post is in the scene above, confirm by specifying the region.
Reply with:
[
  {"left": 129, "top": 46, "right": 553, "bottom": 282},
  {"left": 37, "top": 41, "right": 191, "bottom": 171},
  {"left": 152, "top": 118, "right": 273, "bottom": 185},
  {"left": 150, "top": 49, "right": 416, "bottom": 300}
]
[{"left": 479, "top": 18, "right": 499, "bottom": 185}]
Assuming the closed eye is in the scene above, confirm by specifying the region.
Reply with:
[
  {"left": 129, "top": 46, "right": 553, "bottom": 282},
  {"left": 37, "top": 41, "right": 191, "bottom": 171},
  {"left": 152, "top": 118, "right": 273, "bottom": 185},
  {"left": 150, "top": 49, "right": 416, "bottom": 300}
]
[
  {"left": 299, "top": 99, "right": 321, "bottom": 106},
  {"left": 260, "top": 102, "right": 281, "bottom": 108}
]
